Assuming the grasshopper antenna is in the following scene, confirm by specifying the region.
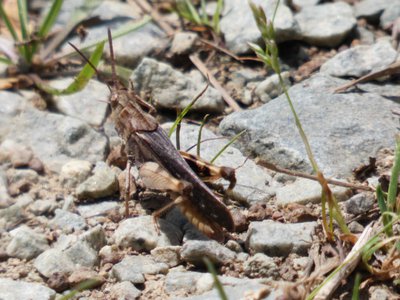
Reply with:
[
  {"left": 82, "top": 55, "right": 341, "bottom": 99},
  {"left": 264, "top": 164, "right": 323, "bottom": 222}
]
[
  {"left": 68, "top": 42, "right": 100, "bottom": 77},
  {"left": 107, "top": 28, "right": 118, "bottom": 87}
]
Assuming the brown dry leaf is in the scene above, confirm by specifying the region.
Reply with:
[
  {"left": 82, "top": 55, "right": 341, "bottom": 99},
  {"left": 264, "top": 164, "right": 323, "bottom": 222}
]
[{"left": 0, "top": 77, "right": 19, "bottom": 89}]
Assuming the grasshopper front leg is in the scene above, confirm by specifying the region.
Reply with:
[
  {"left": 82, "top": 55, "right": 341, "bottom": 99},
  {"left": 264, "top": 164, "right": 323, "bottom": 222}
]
[{"left": 139, "top": 162, "right": 224, "bottom": 241}]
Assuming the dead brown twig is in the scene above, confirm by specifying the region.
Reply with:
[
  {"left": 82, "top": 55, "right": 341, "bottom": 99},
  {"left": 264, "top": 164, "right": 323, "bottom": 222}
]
[
  {"left": 256, "top": 159, "right": 375, "bottom": 192},
  {"left": 189, "top": 54, "right": 242, "bottom": 112}
]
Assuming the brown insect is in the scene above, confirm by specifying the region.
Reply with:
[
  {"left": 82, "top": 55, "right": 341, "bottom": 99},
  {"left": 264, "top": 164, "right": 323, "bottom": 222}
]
[{"left": 72, "top": 29, "right": 234, "bottom": 241}]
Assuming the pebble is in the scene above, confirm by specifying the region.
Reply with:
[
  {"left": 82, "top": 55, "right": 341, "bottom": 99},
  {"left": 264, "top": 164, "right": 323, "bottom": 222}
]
[
  {"left": 34, "top": 238, "right": 99, "bottom": 278},
  {"left": 320, "top": 39, "right": 397, "bottom": 78},
  {"left": 150, "top": 246, "right": 182, "bottom": 267},
  {"left": 50, "top": 79, "right": 109, "bottom": 127},
  {"left": 246, "top": 220, "right": 317, "bottom": 256},
  {"left": 164, "top": 269, "right": 209, "bottom": 295},
  {"left": 131, "top": 58, "right": 224, "bottom": 113},
  {"left": 0, "top": 167, "right": 12, "bottom": 208},
  {"left": 254, "top": 72, "right": 291, "bottom": 103},
  {"left": 77, "top": 201, "right": 120, "bottom": 218},
  {"left": 380, "top": 3, "right": 400, "bottom": 28},
  {"left": 295, "top": 2, "right": 356, "bottom": 47},
  {"left": 0, "top": 139, "right": 33, "bottom": 168},
  {"left": 6, "top": 225, "right": 49, "bottom": 260},
  {"left": 76, "top": 161, "right": 119, "bottom": 200},
  {"left": 276, "top": 177, "right": 351, "bottom": 206},
  {"left": 49, "top": 209, "right": 87, "bottom": 233},
  {"left": 170, "top": 32, "right": 198, "bottom": 55},
  {"left": 220, "top": 73, "right": 400, "bottom": 178},
  {"left": 180, "top": 240, "right": 236, "bottom": 266},
  {"left": 28, "top": 199, "right": 59, "bottom": 215},
  {"left": 60, "top": 160, "right": 93, "bottom": 189},
  {"left": 244, "top": 253, "right": 279, "bottom": 279},
  {"left": 0, "top": 278, "right": 56, "bottom": 300},
  {"left": 114, "top": 216, "right": 182, "bottom": 251},
  {"left": 344, "top": 193, "right": 375, "bottom": 215},
  {"left": 220, "top": 0, "right": 297, "bottom": 54},
  {"left": 292, "top": 0, "right": 320, "bottom": 9},
  {"left": 354, "top": 0, "right": 393, "bottom": 22},
  {"left": 112, "top": 255, "right": 169, "bottom": 283},
  {"left": 109, "top": 281, "right": 142, "bottom": 300}
]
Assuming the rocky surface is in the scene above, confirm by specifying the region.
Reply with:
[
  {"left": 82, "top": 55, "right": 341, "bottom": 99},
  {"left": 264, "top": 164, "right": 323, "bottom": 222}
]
[{"left": 0, "top": 1, "right": 398, "bottom": 299}]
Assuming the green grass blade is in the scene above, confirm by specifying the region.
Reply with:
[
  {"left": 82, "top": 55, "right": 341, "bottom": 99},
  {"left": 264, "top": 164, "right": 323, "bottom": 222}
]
[
  {"left": 210, "top": 129, "right": 246, "bottom": 164},
  {"left": 59, "top": 279, "right": 100, "bottom": 300},
  {"left": 38, "top": 0, "right": 63, "bottom": 38},
  {"left": 37, "top": 41, "right": 105, "bottom": 95},
  {"left": 203, "top": 257, "right": 228, "bottom": 300},
  {"left": 168, "top": 82, "right": 209, "bottom": 137},
  {"left": 197, "top": 114, "right": 209, "bottom": 157},
  {"left": 212, "top": 0, "right": 224, "bottom": 34},
  {"left": 17, "top": 0, "right": 30, "bottom": 61},
  {"left": 0, "top": 3, "right": 19, "bottom": 41},
  {"left": 351, "top": 272, "right": 362, "bottom": 300},
  {"left": 0, "top": 55, "right": 12, "bottom": 64},
  {"left": 388, "top": 135, "right": 400, "bottom": 212},
  {"left": 376, "top": 185, "right": 392, "bottom": 236}
]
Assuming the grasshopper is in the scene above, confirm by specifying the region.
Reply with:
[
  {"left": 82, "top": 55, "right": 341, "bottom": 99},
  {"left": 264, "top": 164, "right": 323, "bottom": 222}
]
[{"left": 78, "top": 29, "right": 235, "bottom": 241}]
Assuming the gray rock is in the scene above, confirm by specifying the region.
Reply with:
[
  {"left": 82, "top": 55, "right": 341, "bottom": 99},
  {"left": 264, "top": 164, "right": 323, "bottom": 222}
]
[
  {"left": 131, "top": 58, "right": 224, "bottom": 112},
  {"left": 369, "top": 286, "right": 393, "bottom": 300},
  {"left": 246, "top": 220, "right": 317, "bottom": 256},
  {"left": 244, "top": 253, "right": 279, "bottom": 279},
  {"left": 254, "top": 72, "right": 291, "bottom": 103},
  {"left": 1, "top": 107, "right": 107, "bottom": 173},
  {"left": 348, "top": 221, "right": 364, "bottom": 233},
  {"left": 220, "top": 0, "right": 298, "bottom": 54},
  {"left": 34, "top": 238, "right": 98, "bottom": 278},
  {"left": 380, "top": 3, "right": 400, "bottom": 28},
  {"left": 0, "top": 168, "right": 11, "bottom": 208},
  {"left": 28, "top": 199, "right": 59, "bottom": 215},
  {"left": 76, "top": 161, "right": 118, "bottom": 199},
  {"left": 51, "top": 79, "right": 109, "bottom": 126},
  {"left": 112, "top": 255, "right": 168, "bottom": 283},
  {"left": 49, "top": 209, "right": 87, "bottom": 233},
  {"left": 6, "top": 225, "right": 49, "bottom": 259},
  {"left": 0, "top": 204, "right": 26, "bottom": 231},
  {"left": 170, "top": 32, "right": 198, "bottom": 55},
  {"left": 0, "top": 278, "right": 56, "bottom": 300},
  {"left": 91, "top": 0, "right": 141, "bottom": 21},
  {"left": 354, "top": 0, "right": 393, "bottom": 21},
  {"left": 220, "top": 73, "right": 400, "bottom": 178},
  {"left": 292, "top": 0, "right": 321, "bottom": 9},
  {"left": 276, "top": 177, "right": 351, "bottom": 206},
  {"left": 114, "top": 216, "right": 182, "bottom": 251},
  {"left": 79, "top": 225, "right": 107, "bottom": 251},
  {"left": 175, "top": 277, "right": 274, "bottom": 300},
  {"left": 355, "top": 26, "right": 375, "bottom": 45},
  {"left": 180, "top": 240, "right": 236, "bottom": 266},
  {"left": 0, "top": 139, "right": 34, "bottom": 168},
  {"left": 150, "top": 246, "right": 181, "bottom": 267},
  {"left": 167, "top": 123, "right": 275, "bottom": 204},
  {"left": 77, "top": 201, "right": 119, "bottom": 218},
  {"left": 345, "top": 193, "right": 375, "bottom": 215},
  {"left": 8, "top": 168, "right": 39, "bottom": 185},
  {"left": 0, "top": 91, "right": 26, "bottom": 138},
  {"left": 60, "top": 160, "right": 93, "bottom": 189},
  {"left": 295, "top": 2, "right": 356, "bottom": 47},
  {"left": 320, "top": 39, "right": 397, "bottom": 78},
  {"left": 109, "top": 281, "right": 141, "bottom": 300},
  {"left": 165, "top": 269, "right": 206, "bottom": 295}
]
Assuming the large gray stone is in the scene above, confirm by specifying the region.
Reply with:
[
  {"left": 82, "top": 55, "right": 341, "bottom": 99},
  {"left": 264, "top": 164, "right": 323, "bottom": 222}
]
[
  {"left": 295, "top": 2, "right": 356, "bottom": 47},
  {"left": 51, "top": 79, "right": 109, "bottom": 127},
  {"left": 180, "top": 240, "right": 236, "bottom": 266},
  {"left": 1, "top": 107, "right": 107, "bottom": 173},
  {"left": 220, "top": 0, "right": 298, "bottom": 54},
  {"left": 114, "top": 216, "right": 182, "bottom": 251},
  {"left": 76, "top": 161, "right": 119, "bottom": 200},
  {"left": 380, "top": 3, "right": 400, "bottom": 28},
  {"left": 354, "top": 0, "right": 393, "bottom": 22},
  {"left": 131, "top": 58, "right": 224, "bottom": 112},
  {"left": 220, "top": 73, "right": 400, "bottom": 178},
  {"left": 6, "top": 225, "right": 49, "bottom": 260},
  {"left": 320, "top": 39, "right": 397, "bottom": 78},
  {"left": 112, "top": 255, "right": 168, "bottom": 283},
  {"left": 109, "top": 281, "right": 141, "bottom": 300},
  {"left": 246, "top": 220, "right": 317, "bottom": 256},
  {"left": 0, "top": 278, "right": 56, "bottom": 300},
  {"left": 49, "top": 209, "right": 87, "bottom": 233}
]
